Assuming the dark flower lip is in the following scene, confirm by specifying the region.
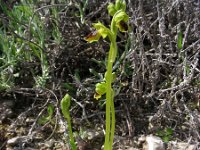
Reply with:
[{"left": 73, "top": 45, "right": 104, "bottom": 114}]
[
  {"left": 119, "top": 20, "right": 128, "bottom": 32},
  {"left": 84, "top": 30, "right": 99, "bottom": 42}
]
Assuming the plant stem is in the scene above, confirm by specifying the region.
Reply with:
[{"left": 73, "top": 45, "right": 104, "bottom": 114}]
[
  {"left": 66, "top": 113, "right": 77, "bottom": 150},
  {"left": 110, "top": 89, "right": 115, "bottom": 150},
  {"left": 104, "top": 54, "right": 113, "bottom": 150},
  {"left": 104, "top": 39, "right": 117, "bottom": 150}
]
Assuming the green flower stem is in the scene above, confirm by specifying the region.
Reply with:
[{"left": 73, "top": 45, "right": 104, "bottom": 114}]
[
  {"left": 104, "top": 51, "right": 113, "bottom": 149},
  {"left": 104, "top": 32, "right": 117, "bottom": 150},
  {"left": 110, "top": 89, "right": 115, "bottom": 150}
]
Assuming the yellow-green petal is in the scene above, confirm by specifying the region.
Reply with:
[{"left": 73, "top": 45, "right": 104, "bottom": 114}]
[{"left": 93, "top": 22, "right": 111, "bottom": 39}]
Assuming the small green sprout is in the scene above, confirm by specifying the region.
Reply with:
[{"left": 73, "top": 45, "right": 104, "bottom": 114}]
[
  {"left": 61, "top": 94, "right": 77, "bottom": 150},
  {"left": 156, "top": 128, "right": 174, "bottom": 143},
  {"left": 85, "top": 0, "right": 128, "bottom": 149},
  {"left": 38, "top": 104, "right": 54, "bottom": 125}
]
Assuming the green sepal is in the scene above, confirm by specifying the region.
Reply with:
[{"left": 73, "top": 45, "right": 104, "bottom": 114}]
[
  {"left": 114, "top": 10, "right": 129, "bottom": 32},
  {"left": 85, "top": 22, "right": 112, "bottom": 43},
  {"left": 93, "top": 22, "right": 112, "bottom": 39},
  {"left": 121, "top": 0, "right": 126, "bottom": 11},
  {"left": 114, "top": 10, "right": 129, "bottom": 24}
]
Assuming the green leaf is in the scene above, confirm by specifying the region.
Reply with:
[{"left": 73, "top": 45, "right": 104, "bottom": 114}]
[
  {"left": 156, "top": 129, "right": 165, "bottom": 137},
  {"left": 63, "top": 83, "right": 76, "bottom": 92},
  {"left": 163, "top": 136, "right": 170, "bottom": 143},
  {"left": 178, "top": 31, "right": 183, "bottom": 49},
  {"left": 165, "top": 128, "right": 173, "bottom": 135},
  {"left": 185, "top": 64, "right": 190, "bottom": 76},
  {"left": 38, "top": 104, "right": 54, "bottom": 125},
  {"left": 29, "top": 43, "right": 41, "bottom": 59},
  {"left": 47, "top": 104, "right": 54, "bottom": 117}
]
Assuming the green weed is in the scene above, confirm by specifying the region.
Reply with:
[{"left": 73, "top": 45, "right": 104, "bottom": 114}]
[
  {"left": 156, "top": 127, "right": 173, "bottom": 143},
  {"left": 61, "top": 94, "right": 77, "bottom": 150}
]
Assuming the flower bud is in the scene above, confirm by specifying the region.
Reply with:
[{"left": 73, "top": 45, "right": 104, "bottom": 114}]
[
  {"left": 107, "top": 3, "right": 117, "bottom": 16},
  {"left": 115, "top": 0, "right": 126, "bottom": 11},
  {"left": 94, "top": 82, "right": 106, "bottom": 100}
]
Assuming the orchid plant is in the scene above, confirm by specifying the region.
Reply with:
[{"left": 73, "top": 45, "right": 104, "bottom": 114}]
[{"left": 85, "top": 0, "right": 129, "bottom": 149}]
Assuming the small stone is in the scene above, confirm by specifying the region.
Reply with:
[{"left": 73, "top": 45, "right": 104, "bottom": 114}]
[
  {"left": 87, "top": 130, "right": 100, "bottom": 140},
  {"left": 138, "top": 135, "right": 146, "bottom": 143},
  {"left": 0, "top": 100, "right": 15, "bottom": 122},
  {"left": 177, "top": 142, "right": 196, "bottom": 150},
  {"left": 138, "top": 135, "right": 146, "bottom": 148},
  {"left": 2, "top": 100, "right": 15, "bottom": 108},
  {"left": 168, "top": 141, "right": 197, "bottom": 150},
  {"left": 25, "top": 118, "right": 35, "bottom": 124},
  {"left": 127, "top": 147, "right": 139, "bottom": 150},
  {"left": 44, "top": 139, "right": 55, "bottom": 148},
  {"left": 7, "top": 136, "right": 26, "bottom": 146},
  {"left": 145, "top": 135, "right": 165, "bottom": 150}
]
